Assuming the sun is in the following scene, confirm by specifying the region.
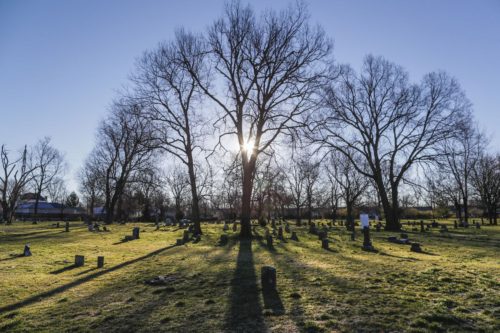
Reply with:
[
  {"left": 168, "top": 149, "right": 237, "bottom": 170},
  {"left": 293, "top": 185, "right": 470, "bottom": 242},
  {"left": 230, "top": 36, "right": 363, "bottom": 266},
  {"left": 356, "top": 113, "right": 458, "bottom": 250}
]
[{"left": 242, "top": 139, "right": 256, "bottom": 154}]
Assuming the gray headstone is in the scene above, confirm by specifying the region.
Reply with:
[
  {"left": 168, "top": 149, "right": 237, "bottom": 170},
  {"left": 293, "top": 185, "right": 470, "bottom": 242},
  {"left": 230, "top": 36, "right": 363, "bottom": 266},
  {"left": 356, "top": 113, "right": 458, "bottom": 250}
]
[{"left": 75, "top": 255, "right": 85, "bottom": 267}]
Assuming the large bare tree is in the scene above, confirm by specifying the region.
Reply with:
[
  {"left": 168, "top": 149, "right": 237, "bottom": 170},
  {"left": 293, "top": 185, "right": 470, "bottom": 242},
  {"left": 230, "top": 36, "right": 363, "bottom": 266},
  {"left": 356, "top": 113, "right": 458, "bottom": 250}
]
[
  {"left": 132, "top": 37, "right": 207, "bottom": 234},
  {"left": 311, "top": 55, "right": 469, "bottom": 230},
  {"left": 178, "top": 1, "right": 332, "bottom": 237}
]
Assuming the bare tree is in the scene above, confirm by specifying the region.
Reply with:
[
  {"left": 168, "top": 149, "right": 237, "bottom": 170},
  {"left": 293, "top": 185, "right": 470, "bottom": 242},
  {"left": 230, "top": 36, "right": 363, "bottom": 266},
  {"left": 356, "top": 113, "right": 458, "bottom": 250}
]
[
  {"left": 79, "top": 154, "right": 103, "bottom": 218},
  {"left": 92, "top": 101, "right": 156, "bottom": 224},
  {"left": 47, "top": 177, "right": 68, "bottom": 219},
  {"left": 283, "top": 157, "right": 305, "bottom": 226},
  {"left": 439, "top": 120, "right": 484, "bottom": 223},
  {"left": 0, "top": 145, "right": 37, "bottom": 223},
  {"left": 30, "top": 137, "right": 64, "bottom": 216},
  {"left": 471, "top": 153, "right": 500, "bottom": 224},
  {"left": 179, "top": 1, "right": 332, "bottom": 237},
  {"left": 311, "top": 55, "right": 469, "bottom": 230},
  {"left": 133, "top": 37, "right": 207, "bottom": 234},
  {"left": 327, "top": 151, "right": 369, "bottom": 229},
  {"left": 166, "top": 168, "right": 190, "bottom": 222}
]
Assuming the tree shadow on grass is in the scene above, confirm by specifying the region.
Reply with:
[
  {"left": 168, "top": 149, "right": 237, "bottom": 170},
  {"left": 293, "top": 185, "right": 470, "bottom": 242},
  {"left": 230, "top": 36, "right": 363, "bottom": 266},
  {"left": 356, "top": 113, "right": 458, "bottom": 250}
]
[
  {"left": 224, "top": 238, "right": 267, "bottom": 333},
  {"left": 0, "top": 244, "right": 178, "bottom": 314},
  {"left": 0, "top": 254, "right": 24, "bottom": 262}
]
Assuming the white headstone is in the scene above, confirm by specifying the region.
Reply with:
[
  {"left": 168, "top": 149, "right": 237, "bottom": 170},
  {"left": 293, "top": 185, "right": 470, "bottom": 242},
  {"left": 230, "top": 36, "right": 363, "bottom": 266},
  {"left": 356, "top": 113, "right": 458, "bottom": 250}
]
[{"left": 360, "top": 214, "right": 369, "bottom": 228}]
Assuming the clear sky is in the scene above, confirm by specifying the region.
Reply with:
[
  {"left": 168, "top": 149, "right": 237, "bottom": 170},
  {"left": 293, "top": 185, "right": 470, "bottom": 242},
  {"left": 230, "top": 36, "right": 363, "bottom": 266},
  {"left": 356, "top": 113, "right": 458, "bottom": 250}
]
[{"left": 1, "top": 0, "right": 499, "bottom": 193}]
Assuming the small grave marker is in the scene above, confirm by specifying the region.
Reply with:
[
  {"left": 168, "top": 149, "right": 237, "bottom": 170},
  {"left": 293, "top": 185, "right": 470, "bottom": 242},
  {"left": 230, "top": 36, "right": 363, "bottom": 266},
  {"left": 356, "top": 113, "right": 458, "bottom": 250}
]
[
  {"left": 23, "top": 244, "right": 32, "bottom": 257},
  {"left": 321, "top": 238, "right": 329, "bottom": 250},
  {"left": 97, "top": 256, "right": 104, "bottom": 268},
  {"left": 132, "top": 227, "right": 140, "bottom": 239},
  {"left": 291, "top": 232, "right": 299, "bottom": 241},
  {"left": 261, "top": 266, "right": 277, "bottom": 290},
  {"left": 75, "top": 255, "right": 85, "bottom": 267}
]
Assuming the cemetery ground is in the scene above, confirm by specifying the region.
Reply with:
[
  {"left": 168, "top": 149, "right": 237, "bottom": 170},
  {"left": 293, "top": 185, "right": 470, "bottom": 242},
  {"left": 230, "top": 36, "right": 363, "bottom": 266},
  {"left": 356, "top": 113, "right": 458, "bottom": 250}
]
[{"left": 0, "top": 220, "right": 499, "bottom": 333}]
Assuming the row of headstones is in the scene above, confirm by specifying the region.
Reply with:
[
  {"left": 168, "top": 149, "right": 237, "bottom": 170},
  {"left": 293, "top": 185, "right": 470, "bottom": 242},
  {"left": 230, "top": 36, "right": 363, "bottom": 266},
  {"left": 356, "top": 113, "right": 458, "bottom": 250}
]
[{"left": 74, "top": 255, "right": 105, "bottom": 268}]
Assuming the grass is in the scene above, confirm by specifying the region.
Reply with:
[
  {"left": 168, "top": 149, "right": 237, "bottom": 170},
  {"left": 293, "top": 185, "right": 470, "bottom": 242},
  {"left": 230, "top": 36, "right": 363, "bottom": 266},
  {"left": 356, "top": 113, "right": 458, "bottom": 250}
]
[{"left": 0, "top": 219, "right": 499, "bottom": 332}]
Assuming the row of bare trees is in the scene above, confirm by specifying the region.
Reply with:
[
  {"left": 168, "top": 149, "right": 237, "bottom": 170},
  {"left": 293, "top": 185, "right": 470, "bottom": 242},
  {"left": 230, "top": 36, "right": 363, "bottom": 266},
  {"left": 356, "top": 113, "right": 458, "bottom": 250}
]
[{"left": 79, "top": 1, "right": 498, "bottom": 235}]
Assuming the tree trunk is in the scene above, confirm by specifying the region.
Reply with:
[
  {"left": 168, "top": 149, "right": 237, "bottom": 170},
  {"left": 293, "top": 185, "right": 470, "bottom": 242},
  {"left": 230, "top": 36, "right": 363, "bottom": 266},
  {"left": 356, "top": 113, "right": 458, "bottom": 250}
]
[
  {"left": 240, "top": 159, "right": 256, "bottom": 239},
  {"left": 186, "top": 156, "right": 202, "bottom": 235}
]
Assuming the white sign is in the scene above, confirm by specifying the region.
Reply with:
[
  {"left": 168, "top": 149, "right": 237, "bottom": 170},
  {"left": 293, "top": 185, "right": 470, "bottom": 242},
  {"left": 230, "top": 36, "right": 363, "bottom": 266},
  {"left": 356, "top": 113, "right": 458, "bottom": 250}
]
[{"left": 360, "top": 214, "right": 370, "bottom": 228}]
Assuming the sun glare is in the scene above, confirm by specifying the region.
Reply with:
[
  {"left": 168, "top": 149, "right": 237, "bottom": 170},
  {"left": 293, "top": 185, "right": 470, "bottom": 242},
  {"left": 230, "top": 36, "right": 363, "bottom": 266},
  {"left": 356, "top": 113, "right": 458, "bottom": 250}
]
[{"left": 242, "top": 139, "right": 255, "bottom": 154}]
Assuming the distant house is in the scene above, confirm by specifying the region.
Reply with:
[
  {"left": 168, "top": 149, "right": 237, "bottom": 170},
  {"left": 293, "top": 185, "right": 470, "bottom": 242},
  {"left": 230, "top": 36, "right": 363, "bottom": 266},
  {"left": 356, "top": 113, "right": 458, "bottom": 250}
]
[{"left": 15, "top": 194, "right": 85, "bottom": 219}]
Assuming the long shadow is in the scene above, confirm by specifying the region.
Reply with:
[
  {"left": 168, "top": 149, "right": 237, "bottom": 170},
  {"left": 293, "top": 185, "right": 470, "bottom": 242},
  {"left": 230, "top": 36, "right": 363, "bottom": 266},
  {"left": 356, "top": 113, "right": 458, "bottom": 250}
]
[
  {"left": 0, "top": 254, "right": 24, "bottom": 262},
  {"left": 50, "top": 264, "right": 78, "bottom": 274},
  {"left": 224, "top": 239, "right": 267, "bottom": 333},
  {"left": 0, "top": 244, "right": 178, "bottom": 314}
]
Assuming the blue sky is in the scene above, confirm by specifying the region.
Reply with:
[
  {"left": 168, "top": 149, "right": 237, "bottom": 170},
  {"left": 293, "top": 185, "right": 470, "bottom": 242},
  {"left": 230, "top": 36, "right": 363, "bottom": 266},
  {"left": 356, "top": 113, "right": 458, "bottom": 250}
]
[{"left": 1, "top": 0, "right": 499, "bottom": 192}]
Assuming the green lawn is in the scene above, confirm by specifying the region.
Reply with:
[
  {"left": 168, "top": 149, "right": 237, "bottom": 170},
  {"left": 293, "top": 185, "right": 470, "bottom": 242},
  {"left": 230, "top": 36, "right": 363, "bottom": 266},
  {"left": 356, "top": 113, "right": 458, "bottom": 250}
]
[{"left": 0, "top": 219, "right": 499, "bottom": 332}]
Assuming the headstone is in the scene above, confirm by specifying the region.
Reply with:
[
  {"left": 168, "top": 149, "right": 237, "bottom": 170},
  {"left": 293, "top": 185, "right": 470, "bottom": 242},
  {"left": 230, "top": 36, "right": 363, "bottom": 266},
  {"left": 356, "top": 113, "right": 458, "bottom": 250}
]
[
  {"left": 56, "top": 222, "right": 60, "bottom": 228},
  {"left": 23, "top": 244, "right": 32, "bottom": 257},
  {"left": 278, "top": 227, "right": 284, "bottom": 240},
  {"left": 183, "top": 230, "right": 190, "bottom": 243},
  {"left": 291, "top": 232, "right": 299, "bottom": 241},
  {"left": 261, "top": 266, "right": 276, "bottom": 290},
  {"left": 132, "top": 227, "right": 140, "bottom": 239},
  {"left": 75, "top": 255, "right": 85, "bottom": 267},
  {"left": 321, "top": 239, "right": 329, "bottom": 250},
  {"left": 308, "top": 222, "right": 317, "bottom": 235},
  {"left": 266, "top": 235, "right": 273, "bottom": 248},
  {"left": 65, "top": 221, "right": 69, "bottom": 232},
  {"left": 271, "top": 218, "right": 276, "bottom": 229},
  {"left": 285, "top": 224, "right": 290, "bottom": 233},
  {"left": 223, "top": 223, "right": 229, "bottom": 231},
  {"left": 232, "top": 223, "right": 237, "bottom": 232},
  {"left": 454, "top": 220, "right": 458, "bottom": 229},
  {"left": 421, "top": 220, "right": 425, "bottom": 232},
  {"left": 340, "top": 220, "right": 343, "bottom": 227},
  {"left": 97, "top": 256, "right": 104, "bottom": 268},
  {"left": 475, "top": 222, "right": 481, "bottom": 229},
  {"left": 410, "top": 243, "right": 422, "bottom": 253},
  {"left": 362, "top": 227, "right": 375, "bottom": 251},
  {"left": 88, "top": 224, "right": 94, "bottom": 232}
]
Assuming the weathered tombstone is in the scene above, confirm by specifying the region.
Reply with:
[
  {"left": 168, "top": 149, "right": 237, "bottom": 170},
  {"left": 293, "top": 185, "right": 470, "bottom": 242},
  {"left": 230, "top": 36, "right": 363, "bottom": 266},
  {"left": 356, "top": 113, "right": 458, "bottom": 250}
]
[
  {"left": 75, "top": 255, "right": 85, "bottom": 267},
  {"left": 132, "top": 227, "right": 140, "bottom": 239},
  {"left": 475, "top": 222, "right": 481, "bottom": 229},
  {"left": 266, "top": 235, "right": 273, "bottom": 248},
  {"left": 183, "top": 230, "right": 190, "bottom": 243},
  {"left": 420, "top": 220, "right": 425, "bottom": 232},
  {"left": 65, "top": 221, "right": 69, "bottom": 232},
  {"left": 223, "top": 223, "right": 229, "bottom": 231},
  {"left": 97, "top": 256, "right": 104, "bottom": 268},
  {"left": 88, "top": 224, "right": 94, "bottom": 232},
  {"left": 308, "top": 222, "right": 317, "bottom": 235},
  {"left": 278, "top": 227, "right": 284, "bottom": 240},
  {"left": 454, "top": 220, "right": 458, "bottom": 229},
  {"left": 155, "top": 223, "right": 160, "bottom": 231},
  {"left": 23, "top": 244, "right": 32, "bottom": 257},
  {"left": 176, "top": 239, "right": 183, "bottom": 246},
  {"left": 362, "top": 227, "right": 375, "bottom": 251},
  {"left": 426, "top": 224, "right": 430, "bottom": 231},
  {"left": 321, "top": 238, "right": 329, "bottom": 250},
  {"left": 339, "top": 220, "right": 343, "bottom": 227},
  {"left": 291, "top": 231, "right": 299, "bottom": 241},
  {"left": 285, "top": 223, "right": 290, "bottom": 233},
  {"left": 410, "top": 243, "right": 422, "bottom": 253},
  {"left": 261, "top": 266, "right": 276, "bottom": 290},
  {"left": 232, "top": 222, "right": 237, "bottom": 232}
]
